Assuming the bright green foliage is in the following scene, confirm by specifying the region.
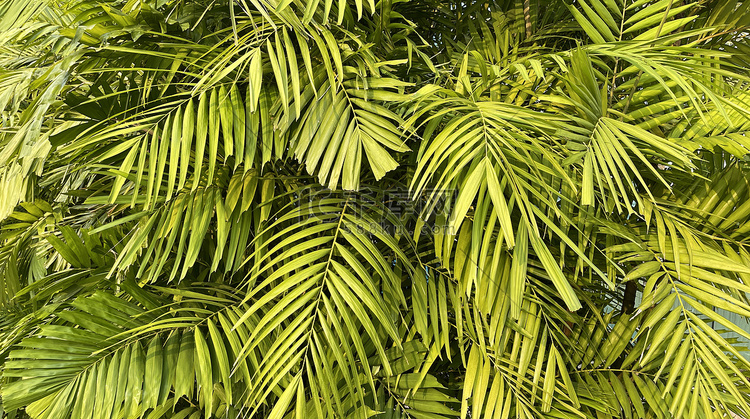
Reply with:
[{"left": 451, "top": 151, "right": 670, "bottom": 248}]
[{"left": 2, "top": 0, "right": 750, "bottom": 418}]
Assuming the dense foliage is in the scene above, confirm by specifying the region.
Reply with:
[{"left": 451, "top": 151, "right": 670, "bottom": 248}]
[{"left": 2, "top": 0, "right": 750, "bottom": 417}]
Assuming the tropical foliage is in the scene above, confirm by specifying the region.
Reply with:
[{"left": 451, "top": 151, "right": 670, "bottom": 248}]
[{"left": 2, "top": 0, "right": 750, "bottom": 417}]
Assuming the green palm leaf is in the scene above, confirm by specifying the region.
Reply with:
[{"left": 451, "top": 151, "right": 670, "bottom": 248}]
[{"left": 4, "top": 0, "right": 750, "bottom": 418}]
